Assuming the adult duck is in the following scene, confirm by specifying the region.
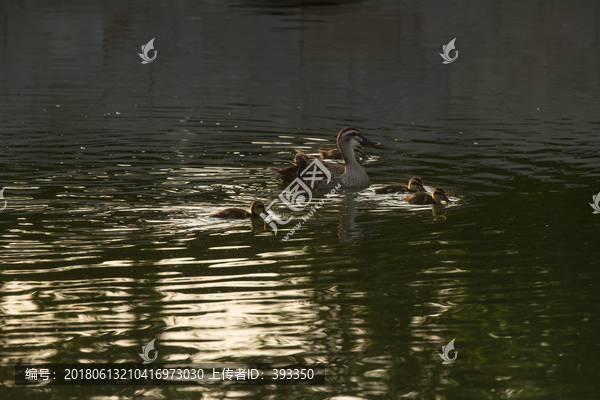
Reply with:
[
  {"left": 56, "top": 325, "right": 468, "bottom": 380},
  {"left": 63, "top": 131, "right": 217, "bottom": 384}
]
[
  {"left": 375, "top": 176, "right": 426, "bottom": 194},
  {"left": 273, "top": 145, "right": 364, "bottom": 183},
  {"left": 406, "top": 187, "right": 451, "bottom": 205},
  {"left": 210, "top": 200, "right": 266, "bottom": 219},
  {"left": 267, "top": 127, "right": 379, "bottom": 188}
]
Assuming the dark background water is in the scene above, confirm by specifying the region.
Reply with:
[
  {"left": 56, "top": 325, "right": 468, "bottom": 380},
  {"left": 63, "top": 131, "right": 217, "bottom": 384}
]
[{"left": 1, "top": 0, "right": 600, "bottom": 399}]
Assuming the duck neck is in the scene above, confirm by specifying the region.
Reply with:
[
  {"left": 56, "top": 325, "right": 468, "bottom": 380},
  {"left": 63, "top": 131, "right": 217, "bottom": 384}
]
[{"left": 340, "top": 144, "right": 360, "bottom": 172}]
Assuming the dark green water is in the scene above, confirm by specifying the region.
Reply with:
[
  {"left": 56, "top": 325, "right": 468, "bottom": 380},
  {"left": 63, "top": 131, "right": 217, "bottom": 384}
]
[{"left": 1, "top": 0, "right": 600, "bottom": 399}]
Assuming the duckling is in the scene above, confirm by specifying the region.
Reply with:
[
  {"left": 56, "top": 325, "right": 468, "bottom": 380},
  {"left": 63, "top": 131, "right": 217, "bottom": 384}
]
[
  {"left": 319, "top": 145, "right": 365, "bottom": 161},
  {"left": 266, "top": 151, "right": 349, "bottom": 184},
  {"left": 267, "top": 127, "right": 379, "bottom": 188},
  {"left": 406, "top": 187, "right": 451, "bottom": 205},
  {"left": 211, "top": 200, "right": 266, "bottom": 219},
  {"left": 375, "top": 176, "right": 426, "bottom": 194}
]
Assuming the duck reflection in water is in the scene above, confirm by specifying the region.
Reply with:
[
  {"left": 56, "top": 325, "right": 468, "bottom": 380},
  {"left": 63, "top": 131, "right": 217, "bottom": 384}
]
[
  {"left": 431, "top": 205, "right": 448, "bottom": 221},
  {"left": 337, "top": 192, "right": 363, "bottom": 242}
]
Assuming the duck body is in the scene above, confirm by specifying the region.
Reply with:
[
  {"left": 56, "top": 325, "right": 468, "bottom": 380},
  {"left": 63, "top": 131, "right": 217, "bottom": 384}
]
[
  {"left": 406, "top": 187, "right": 451, "bottom": 205},
  {"left": 211, "top": 200, "right": 265, "bottom": 219},
  {"left": 267, "top": 127, "right": 378, "bottom": 189},
  {"left": 375, "top": 177, "right": 426, "bottom": 194}
]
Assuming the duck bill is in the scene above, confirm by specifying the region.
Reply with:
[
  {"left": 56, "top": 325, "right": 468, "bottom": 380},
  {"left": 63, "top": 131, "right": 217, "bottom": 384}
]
[
  {"left": 443, "top": 195, "right": 451, "bottom": 203},
  {"left": 419, "top": 185, "right": 427, "bottom": 192},
  {"left": 360, "top": 137, "right": 380, "bottom": 146}
]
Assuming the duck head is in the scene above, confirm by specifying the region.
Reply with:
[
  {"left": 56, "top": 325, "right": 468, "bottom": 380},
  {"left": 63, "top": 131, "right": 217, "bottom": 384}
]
[
  {"left": 250, "top": 200, "right": 266, "bottom": 217},
  {"left": 337, "top": 127, "right": 379, "bottom": 154},
  {"left": 432, "top": 187, "right": 451, "bottom": 204},
  {"left": 408, "top": 177, "right": 427, "bottom": 192}
]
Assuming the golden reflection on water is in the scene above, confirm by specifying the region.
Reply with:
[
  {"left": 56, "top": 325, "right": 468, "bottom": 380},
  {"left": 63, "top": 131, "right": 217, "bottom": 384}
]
[{"left": 0, "top": 271, "right": 322, "bottom": 363}]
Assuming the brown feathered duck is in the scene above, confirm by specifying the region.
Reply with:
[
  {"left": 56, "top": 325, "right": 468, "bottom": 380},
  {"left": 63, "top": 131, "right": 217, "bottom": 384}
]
[
  {"left": 406, "top": 187, "right": 451, "bottom": 205},
  {"left": 266, "top": 127, "right": 379, "bottom": 189},
  {"left": 210, "top": 200, "right": 266, "bottom": 219},
  {"left": 271, "top": 148, "right": 364, "bottom": 183},
  {"left": 375, "top": 176, "right": 427, "bottom": 194}
]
